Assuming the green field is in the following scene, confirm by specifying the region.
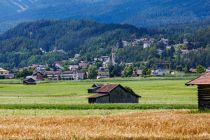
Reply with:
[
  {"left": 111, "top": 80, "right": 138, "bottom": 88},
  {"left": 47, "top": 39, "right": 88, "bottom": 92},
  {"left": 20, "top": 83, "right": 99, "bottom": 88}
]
[{"left": 0, "top": 78, "right": 197, "bottom": 110}]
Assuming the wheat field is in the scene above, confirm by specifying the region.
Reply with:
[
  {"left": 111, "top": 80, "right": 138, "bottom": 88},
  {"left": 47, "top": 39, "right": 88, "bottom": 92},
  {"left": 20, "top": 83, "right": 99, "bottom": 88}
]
[{"left": 0, "top": 111, "right": 209, "bottom": 140}]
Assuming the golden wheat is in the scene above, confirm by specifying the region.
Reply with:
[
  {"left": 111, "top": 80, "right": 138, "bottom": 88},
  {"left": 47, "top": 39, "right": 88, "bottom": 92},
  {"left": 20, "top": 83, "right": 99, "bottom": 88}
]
[{"left": 0, "top": 111, "right": 209, "bottom": 140}]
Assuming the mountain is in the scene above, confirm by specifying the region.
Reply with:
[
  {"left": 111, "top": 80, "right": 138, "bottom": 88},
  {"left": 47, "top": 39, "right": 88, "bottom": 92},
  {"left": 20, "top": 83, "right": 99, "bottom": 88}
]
[
  {"left": 1, "top": 0, "right": 210, "bottom": 32},
  {"left": 1, "top": 19, "right": 210, "bottom": 70},
  {"left": 0, "top": 20, "right": 147, "bottom": 68}
]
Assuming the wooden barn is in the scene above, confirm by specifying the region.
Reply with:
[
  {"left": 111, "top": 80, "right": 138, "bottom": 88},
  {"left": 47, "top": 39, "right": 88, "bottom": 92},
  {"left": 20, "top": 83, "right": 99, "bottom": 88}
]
[
  {"left": 186, "top": 72, "right": 210, "bottom": 109},
  {"left": 88, "top": 84, "right": 140, "bottom": 104},
  {"left": 23, "top": 76, "right": 37, "bottom": 85},
  {"left": 32, "top": 72, "right": 44, "bottom": 81}
]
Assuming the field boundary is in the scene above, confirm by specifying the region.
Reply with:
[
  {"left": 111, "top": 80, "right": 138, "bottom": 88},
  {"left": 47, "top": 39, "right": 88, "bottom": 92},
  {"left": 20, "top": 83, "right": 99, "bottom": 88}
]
[{"left": 0, "top": 104, "right": 198, "bottom": 110}]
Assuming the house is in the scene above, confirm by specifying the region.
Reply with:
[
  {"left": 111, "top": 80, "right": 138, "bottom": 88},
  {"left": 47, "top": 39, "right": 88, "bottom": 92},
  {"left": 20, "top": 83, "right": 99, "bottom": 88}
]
[
  {"left": 181, "top": 49, "right": 190, "bottom": 55},
  {"left": 69, "top": 65, "right": 79, "bottom": 71},
  {"left": 32, "top": 72, "right": 44, "bottom": 81},
  {"left": 45, "top": 71, "right": 85, "bottom": 80},
  {"left": 133, "top": 69, "right": 143, "bottom": 77},
  {"left": 79, "top": 61, "right": 88, "bottom": 69},
  {"left": 45, "top": 71, "right": 62, "bottom": 80},
  {"left": 152, "top": 69, "right": 169, "bottom": 76},
  {"left": 23, "top": 76, "right": 37, "bottom": 85},
  {"left": 0, "top": 68, "right": 14, "bottom": 79},
  {"left": 206, "top": 67, "right": 210, "bottom": 72},
  {"left": 0, "top": 68, "right": 9, "bottom": 75},
  {"left": 88, "top": 84, "right": 140, "bottom": 104},
  {"left": 97, "top": 67, "right": 110, "bottom": 79},
  {"left": 54, "top": 62, "right": 64, "bottom": 70},
  {"left": 143, "top": 42, "right": 151, "bottom": 48},
  {"left": 186, "top": 72, "right": 210, "bottom": 109},
  {"left": 189, "top": 68, "right": 197, "bottom": 73}
]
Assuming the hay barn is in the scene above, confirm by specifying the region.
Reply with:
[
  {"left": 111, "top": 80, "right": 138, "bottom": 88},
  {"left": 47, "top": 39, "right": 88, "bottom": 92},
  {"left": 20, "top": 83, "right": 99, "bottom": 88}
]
[
  {"left": 186, "top": 72, "right": 210, "bottom": 109},
  {"left": 88, "top": 84, "right": 140, "bottom": 104}
]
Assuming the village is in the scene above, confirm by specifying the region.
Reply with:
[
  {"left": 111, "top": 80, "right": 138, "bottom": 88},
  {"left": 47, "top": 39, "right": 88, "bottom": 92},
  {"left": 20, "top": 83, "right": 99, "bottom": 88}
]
[{"left": 0, "top": 36, "right": 209, "bottom": 84}]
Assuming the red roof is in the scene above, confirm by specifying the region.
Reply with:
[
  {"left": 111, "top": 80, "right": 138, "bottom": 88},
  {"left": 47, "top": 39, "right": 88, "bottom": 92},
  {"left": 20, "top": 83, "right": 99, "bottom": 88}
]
[
  {"left": 186, "top": 72, "right": 210, "bottom": 85},
  {"left": 96, "top": 84, "right": 119, "bottom": 93},
  {"left": 88, "top": 93, "right": 108, "bottom": 99}
]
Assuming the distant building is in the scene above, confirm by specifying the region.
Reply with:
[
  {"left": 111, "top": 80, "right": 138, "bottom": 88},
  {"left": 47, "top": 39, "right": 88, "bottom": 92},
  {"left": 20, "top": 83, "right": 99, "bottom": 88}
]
[
  {"left": 45, "top": 71, "right": 85, "bottom": 80},
  {"left": 152, "top": 69, "right": 169, "bottom": 76},
  {"left": 206, "top": 67, "right": 210, "bottom": 72},
  {"left": 189, "top": 68, "right": 197, "bottom": 73},
  {"left": 79, "top": 61, "right": 88, "bottom": 69},
  {"left": 23, "top": 76, "right": 36, "bottom": 85},
  {"left": 133, "top": 69, "right": 143, "bottom": 77},
  {"left": 122, "top": 41, "right": 129, "bottom": 47},
  {"left": 0, "top": 68, "right": 14, "bottom": 79},
  {"left": 143, "top": 42, "right": 151, "bottom": 48},
  {"left": 159, "top": 38, "right": 169, "bottom": 45},
  {"left": 54, "top": 62, "right": 64, "bottom": 70},
  {"left": 74, "top": 54, "right": 80, "bottom": 58},
  {"left": 0, "top": 68, "right": 9, "bottom": 75},
  {"left": 181, "top": 49, "right": 190, "bottom": 55},
  {"left": 69, "top": 65, "right": 79, "bottom": 71},
  {"left": 88, "top": 84, "right": 140, "bottom": 104},
  {"left": 97, "top": 67, "right": 110, "bottom": 79},
  {"left": 32, "top": 72, "right": 44, "bottom": 81}
]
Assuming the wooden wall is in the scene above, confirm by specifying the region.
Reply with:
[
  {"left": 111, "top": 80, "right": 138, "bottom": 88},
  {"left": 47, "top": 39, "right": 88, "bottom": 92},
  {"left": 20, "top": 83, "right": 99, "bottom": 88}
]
[
  {"left": 109, "top": 86, "right": 139, "bottom": 103},
  {"left": 198, "top": 85, "right": 210, "bottom": 109}
]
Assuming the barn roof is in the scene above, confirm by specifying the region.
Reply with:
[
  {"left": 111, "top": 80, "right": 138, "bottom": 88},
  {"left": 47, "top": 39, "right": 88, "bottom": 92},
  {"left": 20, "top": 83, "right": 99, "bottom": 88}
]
[
  {"left": 186, "top": 72, "right": 210, "bottom": 85},
  {"left": 96, "top": 84, "right": 119, "bottom": 93}
]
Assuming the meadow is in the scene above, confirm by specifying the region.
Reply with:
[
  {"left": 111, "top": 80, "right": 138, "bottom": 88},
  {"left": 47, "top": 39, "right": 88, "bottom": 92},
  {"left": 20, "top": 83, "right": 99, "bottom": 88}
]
[
  {"left": 0, "top": 77, "right": 198, "bottom": 114},
  {"left": 0, "top": 78, "right": 209, "bottom": 139},
  {"left": 0, "top": 78, "right": 197, "bottom": 106}
]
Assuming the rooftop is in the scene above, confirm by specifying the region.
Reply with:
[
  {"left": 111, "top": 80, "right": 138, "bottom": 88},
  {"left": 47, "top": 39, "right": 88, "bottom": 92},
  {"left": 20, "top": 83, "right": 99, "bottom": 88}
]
[
  {"left": 96, "top": 84, "right": 119, "bottom": 93},
  {"left": 186, "top": 72, "right": 210, "bottom": 85}
]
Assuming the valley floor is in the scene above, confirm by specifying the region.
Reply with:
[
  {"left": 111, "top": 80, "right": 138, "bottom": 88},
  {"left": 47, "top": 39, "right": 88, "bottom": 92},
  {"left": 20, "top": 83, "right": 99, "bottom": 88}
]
[
  {"left": 0, "top": 78, "right": 207, "bottom": 139},
  {"left": 0, "top": 110, "right": 209, "bottom": 139}
]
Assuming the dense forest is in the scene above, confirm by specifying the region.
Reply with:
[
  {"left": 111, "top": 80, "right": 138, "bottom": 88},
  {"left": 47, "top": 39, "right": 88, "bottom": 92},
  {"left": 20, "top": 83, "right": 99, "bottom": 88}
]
[
  {"left": 1, "top": 0, "right": 210, "bottom": 32},
  {"left": 0, "top": 20, "right": 210, "bottom": 70},
  {"left": 0, "top": 20, "right": 147, "bottom": 68}
]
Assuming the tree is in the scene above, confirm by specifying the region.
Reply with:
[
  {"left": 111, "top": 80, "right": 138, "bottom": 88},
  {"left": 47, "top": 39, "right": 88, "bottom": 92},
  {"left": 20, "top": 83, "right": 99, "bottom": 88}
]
[
  {"left": 142, "top": 68, "right": 151, "bottom": 77},
  {"left": 123, "top": 66, "right": 133, "bottom": 77},
  {"left": 196, "top": 65, "right": 205, "bottom": 74},
  {"left": 109, "top": 64, "right": 122, "bottom": 77},
  {"left": 16, "top": 68, "right": 34, "bottom": 78},
  {"left": 88, "top": 65, "right": 98, "bottom": 79}
]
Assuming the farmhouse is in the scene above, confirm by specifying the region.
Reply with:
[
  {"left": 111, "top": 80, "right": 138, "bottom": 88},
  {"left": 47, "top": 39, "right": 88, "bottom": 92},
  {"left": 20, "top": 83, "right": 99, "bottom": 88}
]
[
  {"left": 88, "top": 84, "right": 140, "bottom": 104},
  {"left": 186, "top": 72, "right": 210, "bottom": 109}
]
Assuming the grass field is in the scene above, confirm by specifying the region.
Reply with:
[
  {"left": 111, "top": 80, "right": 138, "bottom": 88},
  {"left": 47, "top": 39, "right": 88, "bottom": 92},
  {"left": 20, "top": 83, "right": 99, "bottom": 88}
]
[{"left": 0, "top": 78, "right": 197, "bottom": 106}]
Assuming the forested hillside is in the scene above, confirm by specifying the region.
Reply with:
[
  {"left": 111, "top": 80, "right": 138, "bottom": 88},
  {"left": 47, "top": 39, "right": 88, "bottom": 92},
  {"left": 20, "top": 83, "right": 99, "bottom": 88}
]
[
  {"left": 0, "top": 20, "right": 147, "bottom": 68},
  {"left": 0, "top": 19, "right": 210, "bottom": 69},
  {"left": 0, "top": 0, "right": 210, "bottom": 32}
]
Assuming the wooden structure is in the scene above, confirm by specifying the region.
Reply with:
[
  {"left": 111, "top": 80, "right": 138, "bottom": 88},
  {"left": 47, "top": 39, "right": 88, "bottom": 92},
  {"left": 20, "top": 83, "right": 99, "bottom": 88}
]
[
  {"left": 23, "top": 76, "right": 37, "bottom": 85},
  {"left": 88, "top": 84, "right": 104, "bottom": 93},
  {"left": 186, "top": 72, "right": 210, "bottom": 109},
  {"left": 32, "top": 72, "right": 44, "bottom": 81},
  {"left": 88, "top": 84, "right": 140, "bottom": 104}
]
